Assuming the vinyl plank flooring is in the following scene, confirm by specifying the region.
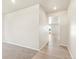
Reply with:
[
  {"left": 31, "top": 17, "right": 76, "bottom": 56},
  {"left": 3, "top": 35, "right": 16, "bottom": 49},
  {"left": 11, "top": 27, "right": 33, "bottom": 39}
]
[{"left": 2, "top": 42, "right": 38, "bottom": 59}]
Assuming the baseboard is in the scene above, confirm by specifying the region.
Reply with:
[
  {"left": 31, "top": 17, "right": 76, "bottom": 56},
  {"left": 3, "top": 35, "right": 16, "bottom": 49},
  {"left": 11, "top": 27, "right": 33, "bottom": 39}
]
[
  {"left": 67, "top": 47, "right": 73, "bottom": 59},
  {"left": 3, "top": 40, "right": 49, "bottom": 51},
  {"left": 59, "top": 44, "right": 73, "bottom": 59},
  {"left": 3, "top": 41, "right": 40, "bottom": 51},
  {"left": 39, "top": 40, "right": 48, "bottom": 50},
  {"left": 59, "top": 43, "right": 68, "bottom": 47}
]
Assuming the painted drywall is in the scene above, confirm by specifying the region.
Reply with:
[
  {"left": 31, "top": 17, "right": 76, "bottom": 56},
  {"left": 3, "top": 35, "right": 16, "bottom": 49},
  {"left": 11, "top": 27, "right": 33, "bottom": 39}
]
[
  {"left": 3, "top": 4, "right": 40, "bottom": 50},
  {"left": 39, "top": 6, "right": 49, "bottom": 49},
  {"left": 3, "top": 4, "right": 49, "bottom": 50},
  {"left": 48, "top": 11, "right": 69, "bottom": 46},
  {"left": 67, "top": 0, "right": 76, "bottom": 59}
]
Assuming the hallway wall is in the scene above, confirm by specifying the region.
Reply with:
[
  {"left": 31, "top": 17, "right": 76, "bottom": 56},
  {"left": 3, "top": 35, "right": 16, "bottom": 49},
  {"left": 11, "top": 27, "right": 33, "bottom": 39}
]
[
  {"left": 3, "top": 4, "right": 40, "bottom": 50},
  {"left": 39, "top": 6, "right": 49, "bottom": 49},
  {"left": 3, "top": 4, "right": 49, "bottom": 50},
  {"left": 48, "top": 11, "right": 69, "bottom": 47},
  {"left": 67, "top": 0, "right": 76, "bottom": 59}
]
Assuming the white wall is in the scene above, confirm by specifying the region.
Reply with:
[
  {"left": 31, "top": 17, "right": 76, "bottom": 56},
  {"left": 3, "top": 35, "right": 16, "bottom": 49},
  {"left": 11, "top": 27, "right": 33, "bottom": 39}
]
[
  {"left": 67, "top": 0, "right": 76, "bottom": 59},
  {"left": 39, "top": 6, "right": 49, "bottom": 49},
  {"left": 3, "top": 4, "right": 49, "bottom": 50},
  {"left": 3, "top": 4, "right": 40, "bottom": 50},
  {"left": 48, "top": 11, "right": 69, "bottom": 46}
]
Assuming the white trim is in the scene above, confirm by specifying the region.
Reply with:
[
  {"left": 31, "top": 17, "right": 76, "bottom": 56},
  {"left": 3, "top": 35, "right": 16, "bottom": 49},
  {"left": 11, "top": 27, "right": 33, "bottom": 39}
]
[
  {"left": 59, "top": 44, "right": 68, "bottom": 47},
  {"left": 3, "top": 40, "right": 48, "bottom": 51},
  {"left": 67, "top": 47, "right": 73, "bottom": 59},
  {"left": 39, "top": 40, "right": 48, "bottom": 50},
  {"left": 59, "top": 45, "right": 73, "bottom": 59},
  {"left": 59, "top": 43, "right": 67, "bottom": 47},
  {"left": 3, "top": 41, "right": 40, "bottom": 51}
]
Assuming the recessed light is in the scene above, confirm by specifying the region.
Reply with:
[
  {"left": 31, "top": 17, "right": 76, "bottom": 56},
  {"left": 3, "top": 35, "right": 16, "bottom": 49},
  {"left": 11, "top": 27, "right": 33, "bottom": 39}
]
[
  {"left": 11, "top": 0, "right": 15, "bottom": 3},
  {"left": 53, "top": 6, "right": 56, "bottom": 10}
]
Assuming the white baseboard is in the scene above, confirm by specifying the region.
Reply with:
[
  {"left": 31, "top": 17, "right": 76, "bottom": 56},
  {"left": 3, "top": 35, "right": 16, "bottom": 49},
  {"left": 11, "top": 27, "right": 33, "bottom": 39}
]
[
  {"left": 59, "top": 42, "right": 68, "bottom": 47},
  {"left": 39, "top": 40, "right": 48, "bottom": 50},
  {"left": 67, "top": 47, "right": 73, "bottom": 59},
  {"left": 3, "top": 40, "right": 49, "bottom": 51},
  {"left": 3, "top": 41, "right": 40, "bottom": 51},
  {"left": 59, "top": 44, "right": 73, "bottom": 59},
  {"left": 59, "top": 43, "right": 73, "bottom": 59}
]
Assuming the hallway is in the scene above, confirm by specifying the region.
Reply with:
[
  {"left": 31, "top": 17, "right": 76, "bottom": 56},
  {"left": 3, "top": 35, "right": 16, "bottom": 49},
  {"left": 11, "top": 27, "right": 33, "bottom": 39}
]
[
  {"left": 3, "top": 35, "right": 71, "bottom": 59},
  {"left": 33, "top": 47, "right": 71, "bottom": 59},
  {"left": 32, "top": 35, "right": 71, "bottom": 59},
  {"left": 2, "top": 0, "right": 76, "bottom": 59}
]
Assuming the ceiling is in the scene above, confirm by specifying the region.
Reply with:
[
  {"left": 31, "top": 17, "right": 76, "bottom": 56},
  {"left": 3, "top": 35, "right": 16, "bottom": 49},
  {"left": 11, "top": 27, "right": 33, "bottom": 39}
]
[
  {"left": 3, "top": 0, "right": 70, "bottom": 14},
  {"left": 40, "top": 0, "right": 70, "bottom": 13},
  {"left": 3, "top": 0, "right": 39, "bottom": 14}
]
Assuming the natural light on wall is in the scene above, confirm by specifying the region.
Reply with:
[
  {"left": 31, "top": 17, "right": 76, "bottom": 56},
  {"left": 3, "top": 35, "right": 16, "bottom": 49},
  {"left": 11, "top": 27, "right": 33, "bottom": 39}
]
[
  {"left": 71, "top": 23, "right": 75, "bottom": 37},
  {"left": 42, "top": 16, "right": 52, "bottom": 32},
  {"left": 43, "top": 25, "right": 49, "bottom": 32},
  {"left": 48, "top": 16, "right": 52, "bottom": 45},
  {"left": 48, "top": 16, "right": 52, "bottom": 24}
]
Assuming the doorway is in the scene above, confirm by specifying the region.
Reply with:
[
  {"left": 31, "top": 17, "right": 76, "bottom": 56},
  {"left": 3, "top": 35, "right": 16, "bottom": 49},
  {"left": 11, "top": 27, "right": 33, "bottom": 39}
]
[{"left": 48, "top": 16, "right": 60, "bottom": 47}]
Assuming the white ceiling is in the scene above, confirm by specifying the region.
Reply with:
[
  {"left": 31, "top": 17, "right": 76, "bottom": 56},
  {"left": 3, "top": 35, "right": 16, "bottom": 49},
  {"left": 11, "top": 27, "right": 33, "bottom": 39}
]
[
  {"left": 3, "top": 0, "right": 70, "bottom": 14},
  {"left": 3, "top": 0, "right": 39, "bottom": 14},
  {"left": 40, "top": 0, "right": 70, "bottom": 13}
]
